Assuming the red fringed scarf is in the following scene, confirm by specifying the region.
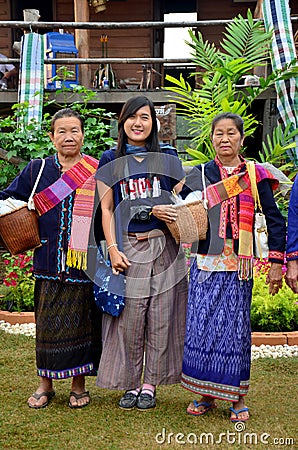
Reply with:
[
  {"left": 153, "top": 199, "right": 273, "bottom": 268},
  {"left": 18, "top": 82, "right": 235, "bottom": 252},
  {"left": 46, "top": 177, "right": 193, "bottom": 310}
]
[
  {"left": 213, "top": 156, "right": 278, "bottom": 280},
  {"left": 34, "top": 155, "right": 99, "bottom": 270}
]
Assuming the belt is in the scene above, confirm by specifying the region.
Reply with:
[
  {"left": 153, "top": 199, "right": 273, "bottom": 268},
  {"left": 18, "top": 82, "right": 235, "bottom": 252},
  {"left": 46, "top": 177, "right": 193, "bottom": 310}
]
[{"left": 126, "top": 229, "right": 168, "bottom": 241}]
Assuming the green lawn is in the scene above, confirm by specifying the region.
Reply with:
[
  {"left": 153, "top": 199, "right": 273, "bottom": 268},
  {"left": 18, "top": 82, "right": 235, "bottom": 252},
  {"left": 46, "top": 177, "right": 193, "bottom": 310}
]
[{"left": 0, "top": 331, "right": 297, "bottom": 450}]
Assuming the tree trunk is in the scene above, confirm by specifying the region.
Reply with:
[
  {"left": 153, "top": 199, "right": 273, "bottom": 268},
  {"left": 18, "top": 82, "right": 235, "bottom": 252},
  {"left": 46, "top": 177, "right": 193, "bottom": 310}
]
[{"left": 0, "top": 148, "right": 25, "bottom": 167}]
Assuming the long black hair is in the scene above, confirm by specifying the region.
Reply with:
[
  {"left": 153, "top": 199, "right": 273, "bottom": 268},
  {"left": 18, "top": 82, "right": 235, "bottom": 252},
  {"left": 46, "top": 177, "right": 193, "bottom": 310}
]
[{"left": 116, "top": 96, "right": 160, "bottom": 158}]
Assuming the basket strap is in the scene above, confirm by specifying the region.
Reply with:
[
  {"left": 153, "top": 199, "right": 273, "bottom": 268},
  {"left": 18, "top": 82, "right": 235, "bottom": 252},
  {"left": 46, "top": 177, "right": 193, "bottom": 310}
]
[
  {"left": 201, "top": 164, "right": 208, "bottom": 209},
  {"left": 28, "top": 159, "right": 45, "bottom": 210}
]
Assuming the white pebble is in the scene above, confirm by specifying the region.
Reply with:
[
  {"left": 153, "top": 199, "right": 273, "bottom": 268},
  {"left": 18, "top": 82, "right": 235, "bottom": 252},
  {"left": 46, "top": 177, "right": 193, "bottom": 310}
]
[{"left": 0, "top": 321, "right": 297, "bottom": 359}]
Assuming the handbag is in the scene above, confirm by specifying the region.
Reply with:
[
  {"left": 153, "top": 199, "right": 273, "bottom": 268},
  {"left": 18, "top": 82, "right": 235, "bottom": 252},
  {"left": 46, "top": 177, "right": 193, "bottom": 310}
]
[
  {"left": 166, "top": 164, "right": 208, "bottom": 244},
  {"left": 93, "top": 242, "right": 126, "bottom": 317},
  {"left": 0, "top": 159, "right": 45, "bottom": 255},
  {"left": 247, "top": 161, "right": 269, "bottom": 259}
]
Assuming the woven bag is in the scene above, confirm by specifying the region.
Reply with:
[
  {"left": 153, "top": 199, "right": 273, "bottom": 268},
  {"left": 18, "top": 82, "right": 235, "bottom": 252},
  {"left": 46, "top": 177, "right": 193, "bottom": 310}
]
[
  {"left": 0, "top": 206, "right": 41, "bottom": 255},
  {"left": 166, "top": 200, "right": 208, "bottom": 244},
  {"left": 0, "top": 159, "right": 45, "bottom": 255},
  {"left": 167, "top": 164, "right": 208, "bottom": 244}
]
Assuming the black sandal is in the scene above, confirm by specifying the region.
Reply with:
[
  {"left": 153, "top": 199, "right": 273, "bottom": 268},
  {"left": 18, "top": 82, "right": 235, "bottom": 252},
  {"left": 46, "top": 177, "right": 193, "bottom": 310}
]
[
  {"left": 68, "top": 391, "right": 90, "bottom": 409},
  {"left": 28, "top": 390, "right": 55, "bottom": 409}
]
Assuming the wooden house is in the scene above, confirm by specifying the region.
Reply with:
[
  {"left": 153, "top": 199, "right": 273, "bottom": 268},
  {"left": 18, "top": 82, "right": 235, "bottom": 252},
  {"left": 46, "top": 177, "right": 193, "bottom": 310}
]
[
  {"left": 0, "top": 0, "right": 297, "bottom": 150},
  {"left": 1, "top": 0, "right": 297, "bottom": 92}
]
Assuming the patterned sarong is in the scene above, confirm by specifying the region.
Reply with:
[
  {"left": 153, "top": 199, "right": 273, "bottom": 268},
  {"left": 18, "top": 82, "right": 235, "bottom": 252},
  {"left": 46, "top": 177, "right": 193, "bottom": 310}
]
[
  {"left": 181, "top": 263, "right": 253, "bottom": 402},
  {"left": 35, "top": 279, "right": 102, "bottom": 379}
]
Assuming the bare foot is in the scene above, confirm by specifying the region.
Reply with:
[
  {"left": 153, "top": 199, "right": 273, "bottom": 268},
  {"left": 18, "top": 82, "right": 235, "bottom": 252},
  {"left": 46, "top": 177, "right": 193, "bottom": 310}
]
[
  {"left": 230, "top": 398, "right": 249, "bottom": 421},
  {"left": 28, "top": 378, "right": 54, "bottom": 408},
  {"left": 69, "top": 375, "right": 90, "bottom": 408},
  {"left": 69, "top": 391, "right": 90, "bottom": 408}
]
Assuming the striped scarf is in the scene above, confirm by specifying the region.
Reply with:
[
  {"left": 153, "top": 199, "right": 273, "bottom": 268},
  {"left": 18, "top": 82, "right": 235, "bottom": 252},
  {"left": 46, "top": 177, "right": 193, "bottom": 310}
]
[
  {"left": 34, "top": 155, "right": 99, "bottom": 270},
  {"left": 209, "top": 157, "right": 278, "bottom": 280},
  {"left": 18, "top": 33, "right": 44, "bottom": 127}
]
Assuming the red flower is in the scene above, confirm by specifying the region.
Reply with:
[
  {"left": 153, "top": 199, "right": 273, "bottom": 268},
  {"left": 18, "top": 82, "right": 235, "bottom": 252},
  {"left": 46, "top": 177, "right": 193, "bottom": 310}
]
[{"left": 4, "top": 278, "right": 17, "bottom": 287}]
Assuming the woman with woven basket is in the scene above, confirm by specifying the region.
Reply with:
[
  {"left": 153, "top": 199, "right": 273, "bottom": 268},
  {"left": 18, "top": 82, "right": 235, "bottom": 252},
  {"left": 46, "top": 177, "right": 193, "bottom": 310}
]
[
  {"left": 95, "top": 96, "right": 188, "bottom": 410},
  {"left": 0, "top": 108, "right": 102, "bottom": 409},
  {"left": 180, "top": 112, "right": 286, "bottom": 422}
]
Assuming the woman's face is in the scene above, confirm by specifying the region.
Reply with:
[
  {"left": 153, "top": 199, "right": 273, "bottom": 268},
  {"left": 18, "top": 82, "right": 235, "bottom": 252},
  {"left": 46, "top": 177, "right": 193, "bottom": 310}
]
[
  {"left": 50, "top": 117, "right": 84, "bottom": 159},
  {"left": 123, "top": 105, "right": 153, "bottom": 147},
  {"left": 211, "top": 118, "right": 244, "bottom": 163}
]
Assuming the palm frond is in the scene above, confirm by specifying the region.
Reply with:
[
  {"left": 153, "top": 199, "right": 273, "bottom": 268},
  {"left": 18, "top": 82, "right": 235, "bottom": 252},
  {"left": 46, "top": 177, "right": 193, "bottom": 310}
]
[
  {"left": 186, "top": 30, "right": 220, "bottom": 72},
  {"left": 221, "top": 10, "right": 272, "bottom": 67},
  {"left": 260, "top": 123, "right": 298, "bottom": 170}
]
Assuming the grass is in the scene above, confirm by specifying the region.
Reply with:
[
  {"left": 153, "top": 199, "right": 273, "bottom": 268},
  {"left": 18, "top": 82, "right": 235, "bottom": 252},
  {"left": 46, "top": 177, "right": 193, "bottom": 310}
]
[{"left": 0, "top": 331, "right": 297, "bottom": 450}]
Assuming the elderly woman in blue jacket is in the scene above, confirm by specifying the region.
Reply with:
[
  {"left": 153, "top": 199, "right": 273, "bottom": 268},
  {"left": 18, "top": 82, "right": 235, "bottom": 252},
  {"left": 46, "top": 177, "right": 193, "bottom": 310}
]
[{"left": 0, "top": 108, "right": 101, "bottom": 409}]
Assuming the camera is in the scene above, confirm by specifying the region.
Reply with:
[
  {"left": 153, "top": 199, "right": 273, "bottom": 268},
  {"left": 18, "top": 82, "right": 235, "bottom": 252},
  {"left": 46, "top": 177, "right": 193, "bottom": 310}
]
[{"left": 130, "top": 205, "right": 152, "bottom": 222}]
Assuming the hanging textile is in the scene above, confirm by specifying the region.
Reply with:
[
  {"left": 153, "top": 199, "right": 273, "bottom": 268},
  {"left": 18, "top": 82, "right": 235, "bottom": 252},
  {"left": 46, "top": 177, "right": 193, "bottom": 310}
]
[
  {"left": 18, "top": 33, "right": 44, "bottom": 127},
  {"left": 262, "top": 0, "right": 298, "bottom": 163}
]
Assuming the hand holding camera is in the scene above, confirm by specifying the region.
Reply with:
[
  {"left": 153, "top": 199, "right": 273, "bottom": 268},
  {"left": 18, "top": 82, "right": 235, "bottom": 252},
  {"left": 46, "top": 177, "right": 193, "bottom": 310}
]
[{"left": 130, "top": 205, "right": 152, "bottom": 222}]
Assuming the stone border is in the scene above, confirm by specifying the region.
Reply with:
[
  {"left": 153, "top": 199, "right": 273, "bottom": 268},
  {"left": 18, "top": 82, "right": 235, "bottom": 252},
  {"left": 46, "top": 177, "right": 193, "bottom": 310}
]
[
  {"left": 252, "top": 331, "right": 298, "bottom": 346},
  {"left": 0, "top": 310, "right": 297, "bottom": 345},
  {"left": 0, "top": 310, "right": 35, "bottom": 325}
]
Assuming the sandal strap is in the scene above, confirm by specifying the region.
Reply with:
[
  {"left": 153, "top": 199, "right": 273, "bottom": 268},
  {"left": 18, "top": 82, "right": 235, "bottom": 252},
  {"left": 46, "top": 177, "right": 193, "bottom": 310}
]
[
  {"left": 69, "top": 390, "right": 89, "bottom": 400},
  {"left": 193, "top": 400, "right": 214, "bottom": 408},
  {"left": 229, "top": 406, "right": 249, "bottom": 416},
  {"left": 31, "top": 391, "right": 55, "bottom": 400}
]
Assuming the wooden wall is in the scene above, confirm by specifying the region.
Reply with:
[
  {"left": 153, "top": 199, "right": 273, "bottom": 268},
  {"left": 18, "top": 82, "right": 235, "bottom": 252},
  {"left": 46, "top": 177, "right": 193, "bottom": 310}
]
[
  {"left": 0, "top": 0, "right": 12, "bottom": 56},
  {"left": 197, "top": 0, "right": 298, "bottom": 48},
  {"left": 51, "top": 0, "right": 155, "bottom": 88},
  {"left": 1, "top": 0, "right": 298, "bottom": 88},
  {"left": 87, "top": 0, "right": 154, "bottom": 88},
  {"left": 197, "top": 1, "right": 258, "bottom": 47}
]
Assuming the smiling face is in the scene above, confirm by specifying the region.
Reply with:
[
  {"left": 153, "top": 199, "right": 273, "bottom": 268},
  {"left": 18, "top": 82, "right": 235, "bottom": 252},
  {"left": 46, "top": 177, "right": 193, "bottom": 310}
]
[
  {"left": 50, "top": 116, "right": 84, "bottom": 161},
  {"left": 123, "top": 105, "right": 153, "bottom": 147},
  {"left": 211, "top": 118, "right": 244, "bottom": 165}
]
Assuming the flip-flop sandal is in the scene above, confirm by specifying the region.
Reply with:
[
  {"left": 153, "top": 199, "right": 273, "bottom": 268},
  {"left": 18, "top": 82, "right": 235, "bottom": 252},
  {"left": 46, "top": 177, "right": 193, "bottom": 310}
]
[
  {"left": 28, "top": 390, "right": 55, "bottom": 409},
  {"left": 187, "top": 399, "right": 216, "bottom": 416},
  {"left": 229, "top": 406, "right": 249, "bottom": 422},
  {"left": 69, "top": 391, "right": 90, "bottom": 409}
]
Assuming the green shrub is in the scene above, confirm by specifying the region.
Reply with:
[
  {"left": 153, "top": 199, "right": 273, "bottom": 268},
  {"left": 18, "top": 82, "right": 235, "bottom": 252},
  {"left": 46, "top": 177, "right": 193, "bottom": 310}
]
[
  {"left": 251, "top": 272, "right": 298, "bottom": 332},
  {"left": 0, "top": 71, "right": 115, "bottom": 188}
]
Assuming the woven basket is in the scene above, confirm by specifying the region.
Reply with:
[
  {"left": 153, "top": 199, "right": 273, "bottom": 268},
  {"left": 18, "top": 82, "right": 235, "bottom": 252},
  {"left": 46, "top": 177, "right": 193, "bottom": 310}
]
[
  {"left": 0, "top": 205, "right": 41, "bottom": 255},
  {"left": 166, "top": 200, "right": 208, "bottom": 244}
]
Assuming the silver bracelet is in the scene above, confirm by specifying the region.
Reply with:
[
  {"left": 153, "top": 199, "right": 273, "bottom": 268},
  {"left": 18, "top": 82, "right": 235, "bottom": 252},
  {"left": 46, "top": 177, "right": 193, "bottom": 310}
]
[{"left": 107, "top": 243, "right": 118, "bottom": 250}]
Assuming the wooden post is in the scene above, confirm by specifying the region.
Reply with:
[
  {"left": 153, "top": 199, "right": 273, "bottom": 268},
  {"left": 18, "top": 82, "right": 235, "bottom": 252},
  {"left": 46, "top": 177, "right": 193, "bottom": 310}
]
[{"left": 74, "top": 0, "right": 90, "bottom": 88}]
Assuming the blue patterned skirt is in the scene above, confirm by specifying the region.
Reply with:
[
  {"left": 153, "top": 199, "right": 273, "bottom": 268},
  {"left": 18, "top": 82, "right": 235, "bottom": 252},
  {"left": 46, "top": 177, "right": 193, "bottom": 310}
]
[{"left": 181, "top": 262, "right": 253, "bottom": 402}]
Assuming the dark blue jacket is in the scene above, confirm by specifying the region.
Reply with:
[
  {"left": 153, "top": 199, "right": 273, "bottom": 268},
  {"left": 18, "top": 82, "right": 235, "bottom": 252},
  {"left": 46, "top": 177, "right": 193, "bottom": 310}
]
[
  {"left": 181, "top": 160, "right": 286, "bottom": 263},
  {"left": 0, "top": 154, "right": 97, "bottom": 283}
]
